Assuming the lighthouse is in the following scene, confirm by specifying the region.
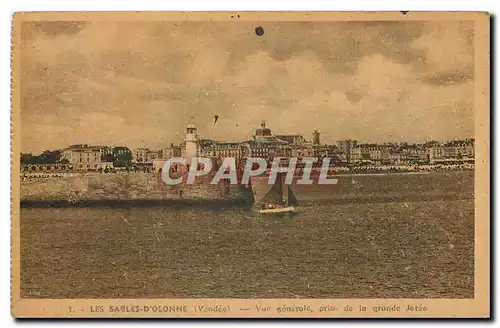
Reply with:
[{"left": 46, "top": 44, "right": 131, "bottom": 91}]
[{"left": 184, "top": 124, "right": 199, "bottom": 160}]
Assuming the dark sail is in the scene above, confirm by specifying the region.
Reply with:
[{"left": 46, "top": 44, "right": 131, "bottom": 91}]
[
  {"left": 261, "top": 172, "right": 284, "bottom": 204},
  {"left": 286, "top": 185, "right": 298, "bottom": 206},
  {"left": 247, "top": 176, "right": 255, "bottom": 204}
]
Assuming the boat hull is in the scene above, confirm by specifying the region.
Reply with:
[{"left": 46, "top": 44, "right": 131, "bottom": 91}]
[{"left": 258, "top": 206, "right": 297, "bottom": 214}]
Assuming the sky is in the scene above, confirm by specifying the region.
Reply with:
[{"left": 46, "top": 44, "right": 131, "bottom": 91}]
[{"left": 20, "top": 20, "right": 475, "bottom": 154}]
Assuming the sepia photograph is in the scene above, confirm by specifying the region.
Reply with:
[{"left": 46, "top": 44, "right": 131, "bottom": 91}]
[{"left": 10, "top": 11, "right": 490, "bottom": 318}]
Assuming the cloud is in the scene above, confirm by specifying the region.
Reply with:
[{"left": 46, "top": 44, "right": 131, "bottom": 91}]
[
  {"left": 19, "top": 20, "right": 474, "bottom": 154},
  {"left": 353, "top": 54, "right": 414, "bottom": 100},
  {"left": 411, "top": 21, "right": 474, "bottom": 85}
]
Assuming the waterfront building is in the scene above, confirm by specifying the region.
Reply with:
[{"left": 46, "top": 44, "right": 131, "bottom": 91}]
[
  {"left": 291, "top": 145, "right": 315, "bottom": 158},
  {"left": 336, "top": 139, "right": 358, "bottom": 164},
  {"left": 160, "top": 144, "right": 182, "bottom": 159},
  {"left": 428, "top": 140, "right": 474, "bottom": 165},
  {"left": 253, "top": 121, "right": 289, "bottom": 144},
  {"left": 241, "top": 141, "right": 282, "bottom": 159},
  {"left": 313, "top": 144, "right": 337, "bottom": 158},
  {"left": 389, "top": 147, "right": 428, "bottom": 165},
  {"left": 199, "top": 140, "right": 244, "bottom": 159},
  {"left": 389, "top": 152, "right": 403, "bottom": 166},
  {"left": 188, "top": 121, "right": 297, "bottom": 161},
  {"left": 132, "top": 148, "right": 150, "bottom": 163},
  {"left": 243, "top": 121, "right": 291, "bottom": 159},
  {"left": 145, "top": 150, "right": 161, "bottom": 163},
  {"left": 112, "top": 146, "right": 132, "bottom": 167},
  {"left": 351, "top": 144, "right": 391, "bottom": 165},
  {"left": 60, "top": 144, "right": 104, "bottom": 170},
  {"left": 350, "top": 147, "right": 370, "bottom": 164},
  {"left": 275, "top": 134, "right": 306, "bottom": 145}
]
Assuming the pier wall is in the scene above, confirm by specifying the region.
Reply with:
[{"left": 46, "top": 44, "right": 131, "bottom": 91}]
[{"left": 20, "top": 173, "right": 253, "bottom": 204}]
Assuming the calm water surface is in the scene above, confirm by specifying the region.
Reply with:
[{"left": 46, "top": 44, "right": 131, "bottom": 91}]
[{"left": 21, "top": 171, "right": 474, "bottom": 298}]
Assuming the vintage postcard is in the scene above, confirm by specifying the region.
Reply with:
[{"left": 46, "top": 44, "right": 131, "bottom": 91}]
[{"left": 11, "top": 12, "right": 490, "bottom": 318}]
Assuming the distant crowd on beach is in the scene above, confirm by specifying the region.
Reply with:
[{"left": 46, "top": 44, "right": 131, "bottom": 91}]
[
  {"left": 21, "top": 173, "right": 75, "bottom": 181},
  {"left": 327, "top": 163, "right": 475, "bottom": 175},
  {"left": 20, "top": 168, "right": 154, "bottom": 181},
  {"left": 21, "top": 162, "right": 474, "bottom": 182},
  {"left": 275, "top": 163, "right": 475, "bottom": 178}
]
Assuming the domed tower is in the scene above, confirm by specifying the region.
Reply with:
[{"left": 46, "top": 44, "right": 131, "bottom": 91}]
[
  {"left": 256, "top": 121, "right": 272, "bottom": 136},
  {"left": 184, "top": 124, "right": 199, "bottom": 159},
  {"left": 254, "top": 120, "right": 273, "bottom": 141}
]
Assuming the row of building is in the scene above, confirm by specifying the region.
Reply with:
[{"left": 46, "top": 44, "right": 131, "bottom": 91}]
[
  {"left": 21, "top": 121, "right": 475, "bottom": 173},
  {"left": 337, "top": 139, "right": 475, "bottom": 165},
  {"left": 182, "top": 122, "right": 474, "bottom": 166}
]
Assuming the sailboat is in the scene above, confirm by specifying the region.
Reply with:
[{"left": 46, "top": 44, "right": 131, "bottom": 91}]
[{"left": 258, "top": 172, "right": 298, "bottom": 214}]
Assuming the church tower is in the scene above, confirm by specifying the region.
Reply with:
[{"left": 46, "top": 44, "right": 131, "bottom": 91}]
[{"left": 313, "top": 130, "right": 320, "bottom": 145}]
